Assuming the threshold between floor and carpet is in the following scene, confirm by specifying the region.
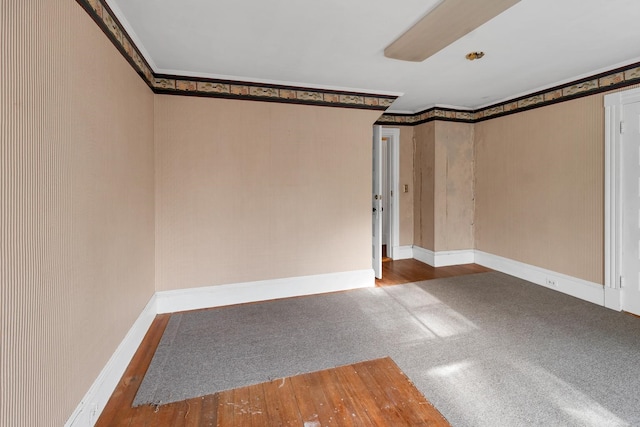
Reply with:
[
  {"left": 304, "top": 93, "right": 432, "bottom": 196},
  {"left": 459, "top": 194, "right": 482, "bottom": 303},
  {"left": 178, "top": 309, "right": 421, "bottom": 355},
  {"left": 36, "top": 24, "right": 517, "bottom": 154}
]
[{"left": 134, "top": 272, "right": 640, "bottom": 427}]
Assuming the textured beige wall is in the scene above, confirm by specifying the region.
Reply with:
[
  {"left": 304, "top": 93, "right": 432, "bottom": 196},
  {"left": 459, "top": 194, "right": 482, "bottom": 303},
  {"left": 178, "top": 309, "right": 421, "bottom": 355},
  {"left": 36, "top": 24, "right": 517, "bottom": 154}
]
[
  {"left": 413, "top": 122, "right": 436, "bottom": 250},
  {"left": 4, "top": 2, "right": 634, "bottom": 426},
  {"left": 413, "top": 121, "right": 474, "bottom": 252},
  {"left": 69, "top": 2, "right": 155, "bottom": 408},
  {"left": 475, "top": 96, "right": 604, "bottom": 284},
  {"left": 155, "top": 96, "right": 381, "bottom": 291},
  {"left": 398, "top": 126, "right": 415, "bottom": 246},
  {"left": 434, "top": 122, "right": 475, "bottom": 251},
  {"left": 1, "top": 2, "right": 155, "bottom": 426}
]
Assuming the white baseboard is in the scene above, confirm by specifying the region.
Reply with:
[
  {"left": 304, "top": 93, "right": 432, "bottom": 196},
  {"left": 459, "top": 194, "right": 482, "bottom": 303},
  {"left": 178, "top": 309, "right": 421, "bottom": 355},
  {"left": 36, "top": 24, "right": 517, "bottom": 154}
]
[
  {"left": 413, "top": 246, "right": 435, "bottom": 266},
  {"left": 604, "top": 286, "right": 622, "bottom": 311},
  {"left": 411, "top": 247, "right": 607, "bottom": 307},
  {"left": 412, "top": 246, "right": 475, "bottom": 267},
  {"left": 156, "top": 269, "right": 375, "bottom": 314},
  {"left": 65, "top": 294, "right": 157, "bottom": 427},
  {"left": 391, "top": 245, "right": 414, "bottom": 260},
  {"left": 65, "top": 252, "right": 610, "bottom": 426},
  {"left": 474, "top": 251, "right": 605, "bottom": 306},
  {"left": 433, "top": 249, "right": 475, "bottom": 267}
]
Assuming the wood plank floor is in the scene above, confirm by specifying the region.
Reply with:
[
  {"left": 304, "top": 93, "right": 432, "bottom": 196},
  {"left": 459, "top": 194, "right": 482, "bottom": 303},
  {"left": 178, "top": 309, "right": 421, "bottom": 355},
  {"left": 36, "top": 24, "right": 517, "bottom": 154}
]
[
  {"left": 97, "top": 259, "right": 489, "bottom": 426},
  {"left": 376, "top": 258, "right": 492, "bottom": 287},
  {"left": 218, "top": 357, "right": 449, "bottom": 426}
]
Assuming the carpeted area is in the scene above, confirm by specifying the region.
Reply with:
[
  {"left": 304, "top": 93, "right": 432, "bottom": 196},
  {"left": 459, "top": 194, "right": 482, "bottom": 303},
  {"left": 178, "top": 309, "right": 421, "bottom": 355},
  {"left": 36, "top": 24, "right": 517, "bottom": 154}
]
[{"left": 134, "top": 272, "right": 640, "bottom": 426}]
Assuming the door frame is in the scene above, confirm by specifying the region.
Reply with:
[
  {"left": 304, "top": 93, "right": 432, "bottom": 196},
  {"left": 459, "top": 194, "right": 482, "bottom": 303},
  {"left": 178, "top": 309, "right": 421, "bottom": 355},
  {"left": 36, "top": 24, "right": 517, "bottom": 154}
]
[
  {"left": 381, "top": 127, "right": 401, "bottom": 260},
  {"left": 604, "top": 87, "right": 640, "bottom": 311},
  {"left": 372, "top": 125, "right": 383, "bottom": 279}
]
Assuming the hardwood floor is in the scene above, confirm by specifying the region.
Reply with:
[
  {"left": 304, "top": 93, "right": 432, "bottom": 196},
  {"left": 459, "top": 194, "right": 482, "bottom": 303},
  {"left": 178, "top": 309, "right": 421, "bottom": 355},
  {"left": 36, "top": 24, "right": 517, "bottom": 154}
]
[
  {"left": 376, "top": 258, "right": 492, "bottom": 287},
  {"left": 96, "top": 313, "right": 172, "bottom": 426},
  {"left": 216, "top": 357, "right": 450, "bottom": 426},
  {"left": 98, "top": 351, "right": 449, "bottom": 426},
  {"left": 97, "top": 259, "right": 489, "bottom": 426}
]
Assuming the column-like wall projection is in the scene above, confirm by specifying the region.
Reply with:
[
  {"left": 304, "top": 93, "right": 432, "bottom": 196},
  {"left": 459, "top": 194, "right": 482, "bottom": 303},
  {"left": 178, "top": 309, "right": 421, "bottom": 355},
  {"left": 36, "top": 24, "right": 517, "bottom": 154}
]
[
  {"left": 413, "top": 122, "right": 436, "bottom": 250},
  {"left": 413, "top": 121, "right": 474, "bottom": 252},
  {"left": 433, "top": 121, "right": 474, "bottom": 251},
  {"left": 398, "top": 126, "right": 415, "bottom": 246}
]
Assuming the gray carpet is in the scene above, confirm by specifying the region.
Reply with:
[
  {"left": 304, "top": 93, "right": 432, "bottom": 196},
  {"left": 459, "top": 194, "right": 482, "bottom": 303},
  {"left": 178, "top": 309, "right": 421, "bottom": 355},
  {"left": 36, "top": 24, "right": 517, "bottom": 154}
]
[{"left": 134, "top": 272, "right": 640, "bottom": 426}]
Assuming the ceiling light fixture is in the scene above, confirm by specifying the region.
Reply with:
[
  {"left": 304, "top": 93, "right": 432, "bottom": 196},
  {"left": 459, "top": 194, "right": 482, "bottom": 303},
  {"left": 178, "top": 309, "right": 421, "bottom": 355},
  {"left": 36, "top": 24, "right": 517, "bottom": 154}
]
[
  {"left": 466, "top": 51, "right": 485, "bottom": 60},
  {"left": 384, "top": 0, "right": 520, "bottom": 62}
]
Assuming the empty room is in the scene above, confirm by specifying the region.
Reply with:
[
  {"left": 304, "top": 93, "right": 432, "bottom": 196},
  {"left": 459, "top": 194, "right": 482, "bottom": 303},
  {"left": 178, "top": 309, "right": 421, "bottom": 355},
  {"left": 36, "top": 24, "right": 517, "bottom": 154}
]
[{"left": 3, "top": 0, "right": 640, "bottom": 426}]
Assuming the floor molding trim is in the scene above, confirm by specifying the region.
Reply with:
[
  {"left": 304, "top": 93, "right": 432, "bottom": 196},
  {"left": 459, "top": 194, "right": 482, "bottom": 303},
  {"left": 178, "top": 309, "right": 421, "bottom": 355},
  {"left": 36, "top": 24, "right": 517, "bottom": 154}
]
[
  {"left": 413, "top": 246, "right": 475, "bottom": 267},
  {"left": 67, "top": 252, "right": 610, "bottom": 425},
  {"left": 433, "top": 249, "right": 475, "bottom": 267},
  {"left": 391, "top": 245, "right": 414, "bottom": 260},
  {"left": 155, "top": 269, "right": 375, "bottom": 314},
  {"left": 604, "top": 286, "right": 622, "bottom": 311},
  {"left": 413, "top": 246, "right": 435, "bottom": 266},
  {"left": 475, "top": 250, "right": 605, "bottom": 306},
  {"left": 65, "top": 294, "right": 158, "bottom": 427}
]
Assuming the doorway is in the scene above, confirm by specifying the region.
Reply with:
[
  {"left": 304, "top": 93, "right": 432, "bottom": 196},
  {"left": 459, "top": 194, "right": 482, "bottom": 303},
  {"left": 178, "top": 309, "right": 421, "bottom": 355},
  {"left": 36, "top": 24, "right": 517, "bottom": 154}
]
[
  {"left": 373, "top": 127, "right": 400, "bottom": 278},
  {"left": 382, "top": 128, "right": 400, "bottom": 259}
]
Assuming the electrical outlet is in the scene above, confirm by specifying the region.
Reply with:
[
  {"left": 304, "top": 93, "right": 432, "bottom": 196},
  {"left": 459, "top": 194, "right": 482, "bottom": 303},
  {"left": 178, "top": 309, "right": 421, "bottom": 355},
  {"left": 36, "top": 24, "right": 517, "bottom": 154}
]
[{"left": 545, "top": 278, "right": 557, "bottom": 287}]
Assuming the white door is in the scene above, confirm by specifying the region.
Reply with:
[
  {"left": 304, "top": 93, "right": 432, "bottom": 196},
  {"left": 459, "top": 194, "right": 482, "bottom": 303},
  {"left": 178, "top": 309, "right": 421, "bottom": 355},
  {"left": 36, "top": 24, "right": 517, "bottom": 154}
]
[
  {"left": 372, "top": 125, "right": 382, "bottom": 279},
  {"left": 621, "top": 101, "right": 640, "bottom": 315}
]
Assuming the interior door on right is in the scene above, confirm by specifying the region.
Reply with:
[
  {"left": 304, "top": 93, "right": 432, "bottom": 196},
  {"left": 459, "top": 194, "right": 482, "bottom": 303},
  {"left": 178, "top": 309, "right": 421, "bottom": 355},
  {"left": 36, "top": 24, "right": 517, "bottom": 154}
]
[{"left": 621, "top": 101, "right": 640, "bottom": 315}]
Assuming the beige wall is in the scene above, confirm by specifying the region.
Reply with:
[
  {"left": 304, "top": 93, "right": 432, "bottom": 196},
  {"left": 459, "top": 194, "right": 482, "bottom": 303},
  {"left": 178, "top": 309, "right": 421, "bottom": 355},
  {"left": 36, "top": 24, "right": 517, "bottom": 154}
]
[
  {"left": 434, "top": 121, "right": 475, "bottom": 251},
  {"left": 409, "top": 94, "right": 609, "bottom": 281},
  {"left": 155, "top": 95, "right": 381, "bottom": 291},
  {"left": 3, "top": 2, "right": 636, "bottom": 426},
  {"left": 1, "top": 2, "right": 155, "bottom": 426},
  {"left": 413, "top": 121, "right": 474, "bottom": 252},
  {"left": 413, "top": 122, "right": 436, "bottom": 250},
  {"left": 397, "top": 126, "right": 415, "bottom": 246},
  {"left": 475, "top": 96, "right": 604, "bottom": 284},
  {"left": 70, "top": 2, "right": 156, "bottom": 408}
]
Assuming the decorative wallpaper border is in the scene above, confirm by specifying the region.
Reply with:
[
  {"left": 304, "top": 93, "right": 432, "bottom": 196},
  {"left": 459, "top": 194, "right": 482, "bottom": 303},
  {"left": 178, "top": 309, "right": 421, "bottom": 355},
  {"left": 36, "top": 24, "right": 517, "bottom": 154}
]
[
  {"left": 377, "top": 61, "right": 640, "bottom": 125},
  {"left": 77, "top": 0, "right": 640, "bottom": 119},
  {"left": 152, "top": 75, "right": 397, "bottom": 110},
  {"left": 80, "top": 0, "right": 155, "bottom": 85},
  {"left": 75, "top": 0, "right": 396, "bottom": 111}
]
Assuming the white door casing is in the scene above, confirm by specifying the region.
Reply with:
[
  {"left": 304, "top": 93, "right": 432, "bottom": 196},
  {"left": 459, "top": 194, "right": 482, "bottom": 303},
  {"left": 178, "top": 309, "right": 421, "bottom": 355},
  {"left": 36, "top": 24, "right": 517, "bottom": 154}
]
[
  {"left": 604, "top": 87, "right": 640, "bottom": 313},
  {"left": 372, "top": 125, "right": 382, "bottom": 279},
  {"left": 621, "top": 101, "right": 640, "bottom": 315}
]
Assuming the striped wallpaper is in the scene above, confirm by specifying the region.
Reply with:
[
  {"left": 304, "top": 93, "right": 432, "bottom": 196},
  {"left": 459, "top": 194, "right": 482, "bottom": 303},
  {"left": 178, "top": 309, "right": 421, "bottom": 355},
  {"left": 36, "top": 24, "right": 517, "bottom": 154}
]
[
  {"left": 474, "top": 83, "right": 640, "bottom": 285},
  {"left": 1, "top": 1, "right": 73, "bottom": 425},
  {"left": 475, "top": 95, "right": 605, "bottom": 284},
  {"left": 3, "top": 1, "right": 640, "bottom": 426},
  {"left": 2, "top": 1, "right": 155, "bottom": 425}
]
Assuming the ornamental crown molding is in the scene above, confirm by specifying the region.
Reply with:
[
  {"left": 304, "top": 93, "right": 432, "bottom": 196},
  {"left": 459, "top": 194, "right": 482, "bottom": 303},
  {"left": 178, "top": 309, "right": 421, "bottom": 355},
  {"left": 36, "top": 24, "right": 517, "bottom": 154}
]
[
  {"left": 377, "top": 63, "right": 640, "bottom": 126},
  {"left": 77, "top": 0, "right": 397, "bottom": 111},
  {"left": 78, "top": 0, "right": 640, "bottom": 120}
]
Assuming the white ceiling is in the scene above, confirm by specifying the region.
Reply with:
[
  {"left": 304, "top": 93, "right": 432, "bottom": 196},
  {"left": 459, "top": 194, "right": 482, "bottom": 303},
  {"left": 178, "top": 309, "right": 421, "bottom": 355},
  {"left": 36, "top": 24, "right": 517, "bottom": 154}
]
[{"left": 107, "top": 0, "right": 640, "bottom": 113}]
